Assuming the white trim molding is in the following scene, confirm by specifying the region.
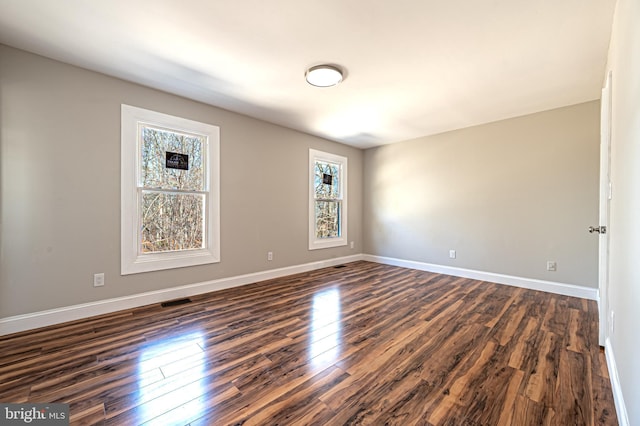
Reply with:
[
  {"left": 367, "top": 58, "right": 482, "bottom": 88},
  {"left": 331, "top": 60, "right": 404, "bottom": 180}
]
[
  {"left": 605, "top": 338, "right": 630, "bottom": 426},
  {"left": 0, "top": 255, "right": 363, "bottom": 336},
  {"left": 309, "top": 149, "right": 348, "bottom": 250},
  {"left": 121, "top": 104, "right": 221, "bottom": 275},
  {"left": 363, "top": 254, "right": 599, "bottom": 300},
  {"left": 1, "top": 254, "right": 601, "bottom": 336}
]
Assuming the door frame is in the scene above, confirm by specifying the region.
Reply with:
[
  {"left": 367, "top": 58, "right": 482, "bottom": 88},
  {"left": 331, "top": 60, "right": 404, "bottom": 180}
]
[{"left": 598, "top": 71, "right": 612, "bottom": 347}]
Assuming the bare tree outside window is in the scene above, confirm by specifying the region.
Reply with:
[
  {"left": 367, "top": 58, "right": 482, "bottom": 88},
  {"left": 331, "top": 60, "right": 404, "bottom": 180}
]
[
  {"left": 308, "top": 149, "right": 347, "bottom": 250},
  {"left": 122, "top": 104, "right": 219, "bottom": 274},
  {"left": 139, "top": 126, "right": 206, "bottom": 253},
  {"left": 314, "top": 160, "right": 341, "bottom": 238}
]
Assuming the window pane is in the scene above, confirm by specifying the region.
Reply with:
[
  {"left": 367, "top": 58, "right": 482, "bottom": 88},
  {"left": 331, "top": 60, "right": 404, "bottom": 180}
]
[
  {"left": 140, "top": 126, "right": 205, "bottom": 191},
  {"left": 140, "top": 191, "right": 205, "bottom": 253},
  {"left": 314, "top": 160, "right": 340, "bottom": 199},
  {"left": 315, "top": 200, "right": 341, "bottom": 238}
]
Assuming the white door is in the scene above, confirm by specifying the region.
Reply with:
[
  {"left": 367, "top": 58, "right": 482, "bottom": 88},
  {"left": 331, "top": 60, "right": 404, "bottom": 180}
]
[{"left": 596, "top": 71, "right": 612, "bottom": 347}]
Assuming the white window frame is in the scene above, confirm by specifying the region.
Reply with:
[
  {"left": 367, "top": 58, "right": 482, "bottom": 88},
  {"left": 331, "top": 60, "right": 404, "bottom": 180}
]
[
  {"left": 121, "top": 104, "right": 220, "bottom": 275},
  {"left": 309, "top": 149, "right": 348, "bottom": 250}
]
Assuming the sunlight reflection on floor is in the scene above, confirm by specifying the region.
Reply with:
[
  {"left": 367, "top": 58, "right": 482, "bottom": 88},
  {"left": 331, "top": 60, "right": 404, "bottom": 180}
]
[
  {"left": 136, "top": 331, "right": 207, "bottom": 424},
  {"left": 309, "top": 288, "right": 342, "bottom": 369}
]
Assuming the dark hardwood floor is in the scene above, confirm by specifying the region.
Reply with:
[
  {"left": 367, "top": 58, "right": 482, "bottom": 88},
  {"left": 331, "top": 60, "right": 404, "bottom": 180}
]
[{"left": 0, "top": 261, "right": 617, "bottom": 425}]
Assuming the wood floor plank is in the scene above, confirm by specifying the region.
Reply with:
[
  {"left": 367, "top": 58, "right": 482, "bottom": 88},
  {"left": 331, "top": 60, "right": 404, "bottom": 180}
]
[
  {"left": 491, "top": 302, "right": 528, "bottom": 346},
  {"left": 240, "top": 366, "right": 347, "bottom": 426},
  {"left": 0, "top": 261, "right": 617, "bottom": 425},
  {"left": 496, "top": 369, "right": 526, "bottom": 425},
  {"left": 523, "top": 330, "right": 561, "bottom": 404},
  {"left": 427, "top": 340, "right": 500, "bottom": 424},
  {"left": 507, "top": 317, "right": 540, "bottom": 370},
  {"left": 68, "top": 403, "right": 105, "bottom": 426},
  {"left": 554, "top": 349, "right": 594, "bottom": 426},
  {"left": 567, "top": 308, "right": 589, "bottom": 354}
]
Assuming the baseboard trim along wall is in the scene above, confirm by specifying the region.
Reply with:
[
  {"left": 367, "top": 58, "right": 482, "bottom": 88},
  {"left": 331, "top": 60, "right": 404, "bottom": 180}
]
[
  {"left": 605, "top": 338, "right": 630, "bottom": 426},
  {"left": 363, "top": 254, "right": 599, "bottom": 300},
  {"left": 0, "top": 255, "right": 363, "bottom": 336},
  {"left": 0, "top": 254, "right": 599, "bottom": 336}
]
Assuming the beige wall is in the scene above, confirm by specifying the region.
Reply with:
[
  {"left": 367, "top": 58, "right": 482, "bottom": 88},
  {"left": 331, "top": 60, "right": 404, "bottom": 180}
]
[
  {"left": 0, "top": 45, "right": 363, "bottom": 318},
  {"left": 605, "top": 0, "right": 640, "bottom": 421},
  {"left": 364, "top": 101, "right": 600, "bottom": 287}
]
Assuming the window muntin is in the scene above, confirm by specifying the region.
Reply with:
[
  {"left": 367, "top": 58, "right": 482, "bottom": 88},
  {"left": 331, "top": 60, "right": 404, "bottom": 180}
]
[
  {"left": 121, "top": 105, "right": 220, "bottom": 274},
  {"left": 309, "top": 149, "right": 347, "bottom": 250}
]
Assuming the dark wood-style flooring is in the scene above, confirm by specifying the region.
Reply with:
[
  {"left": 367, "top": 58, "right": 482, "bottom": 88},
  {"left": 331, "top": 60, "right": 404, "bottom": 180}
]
[{"left": 0, "top": 261, "right": 617, "bottom": 425}]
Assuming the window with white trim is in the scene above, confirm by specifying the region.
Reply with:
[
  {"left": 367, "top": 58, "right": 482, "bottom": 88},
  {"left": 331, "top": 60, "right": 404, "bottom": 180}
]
[
  {"left": 121, "top": 105, "right": 220, "bottom": 274},
  {"left": 309, "top": 149, "right": 347, "bottom": 250}
]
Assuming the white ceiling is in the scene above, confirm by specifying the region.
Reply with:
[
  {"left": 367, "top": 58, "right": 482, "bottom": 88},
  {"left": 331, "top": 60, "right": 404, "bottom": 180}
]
[{"left": 0, "top": 0, "right": 616, "bottom": 148}]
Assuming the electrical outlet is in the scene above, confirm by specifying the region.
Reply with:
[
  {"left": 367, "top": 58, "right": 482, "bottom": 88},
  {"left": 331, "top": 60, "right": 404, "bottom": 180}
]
[
  {"left": 546, "top": 261, "right": 557, "bottom": 271},
  {"left": 449, "top": 250, "right": 456, "bottom": 259},
  {"left": 93, "top": 273, "right": 105, "bottom": 287},
  {"left": 350, "top": 241, "right": 355, "bottom": 249},
  {"left": 267, "top": 251, "right": 273, "bottom": 261}
]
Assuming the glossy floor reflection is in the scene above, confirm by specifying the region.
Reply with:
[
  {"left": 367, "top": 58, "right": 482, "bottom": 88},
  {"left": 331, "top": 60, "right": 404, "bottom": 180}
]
[
  {"left": 136, "top": 332, "right": 206, "bottom": 424},
  {"left": 309, "top": 288, "right": 342, "bottom": 368},
  {"left": 0, "top": 262, "right": 617, "bottom": 425}
]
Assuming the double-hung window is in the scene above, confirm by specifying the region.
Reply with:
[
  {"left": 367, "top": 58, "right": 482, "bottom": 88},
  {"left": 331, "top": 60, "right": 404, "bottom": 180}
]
[
  {"left": 121, "top": 105, "right": 220, "bottom": 274},
  {"left": 309, "top": 149, "right": 347, "bottom": 250}
]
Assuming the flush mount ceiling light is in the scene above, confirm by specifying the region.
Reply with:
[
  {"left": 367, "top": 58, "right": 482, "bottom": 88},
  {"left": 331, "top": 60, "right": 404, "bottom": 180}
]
[{"left": 305, "top": 65, "right": 344, "bottom": 87}]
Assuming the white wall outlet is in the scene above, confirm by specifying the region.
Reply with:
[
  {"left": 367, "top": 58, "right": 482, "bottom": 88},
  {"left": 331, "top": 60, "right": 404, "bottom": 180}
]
[
  {"left": 93, "top": 273, "right": 105, "bottom": 287},
  {"left": 350, "top": 241, "right": 355, "bottom": 249},
  {"left": 546, "top": 261, "right": 557, "bottom": 271},
  {"left": 449, "top": 250, "right": 456, "bottom": 259},
  {"left": 267, "top": 251, "right": 273, "bottom": 261}
]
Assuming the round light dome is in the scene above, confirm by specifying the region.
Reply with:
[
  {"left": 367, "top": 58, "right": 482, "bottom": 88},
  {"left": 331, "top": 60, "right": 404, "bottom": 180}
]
[{"left": 305, "top": 65, "right": 343, "bottom": 87}]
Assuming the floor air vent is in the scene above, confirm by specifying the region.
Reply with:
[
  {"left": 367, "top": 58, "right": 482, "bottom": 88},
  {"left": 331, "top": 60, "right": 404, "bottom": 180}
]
[
  {"left": 161, "top": 298, "right": 192, "bottom": 307},
  {"left": 334, "top": 265, "right": 347, "bottom": 269}
]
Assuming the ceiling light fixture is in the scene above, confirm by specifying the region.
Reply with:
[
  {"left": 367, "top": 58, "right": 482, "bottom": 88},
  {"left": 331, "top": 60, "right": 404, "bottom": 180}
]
[{"left": 305, "top": 65, "right": 344, "bottom": 87}]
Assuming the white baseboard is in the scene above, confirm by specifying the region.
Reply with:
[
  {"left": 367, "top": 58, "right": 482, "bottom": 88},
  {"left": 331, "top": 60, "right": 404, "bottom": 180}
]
[
  {"left": 0, "top": 254, "right": 364, "bottom": 336},
  {"left": 605, "top": 338, "right": 630, "bottom": 426},
  {"left": 0, "top": 254, "right": 599, "bottom": 336},
  {"left": 363, "top": 254, "right": 598, "bottom": 300}
]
